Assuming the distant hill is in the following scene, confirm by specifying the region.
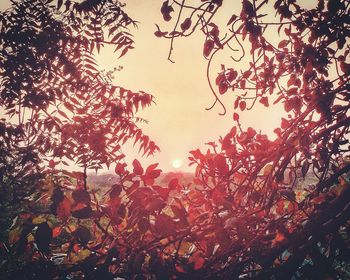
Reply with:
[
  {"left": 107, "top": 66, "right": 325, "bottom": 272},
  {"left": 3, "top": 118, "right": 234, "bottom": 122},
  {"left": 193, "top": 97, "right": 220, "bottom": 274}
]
[
  {"left": 87, "top": 170, "right": 318, "bottom": 192},
  {"left": 86, "top": 173, "right": 120, "bottom": 190},
  {"left": 87, "top": 171, "right": 194, "bottom": 190}
]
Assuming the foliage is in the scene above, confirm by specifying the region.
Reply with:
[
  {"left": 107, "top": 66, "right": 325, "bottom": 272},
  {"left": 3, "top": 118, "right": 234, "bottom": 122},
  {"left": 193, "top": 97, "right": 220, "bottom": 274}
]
[
  {"left": 1, "top": 0, "right": 350, "bottom": 279},
  {"left": 0, "top": 0, "right": 158, "bottom": 270},
  {"left": 0, "top": 0, "right": 158, "bottom": 240}
]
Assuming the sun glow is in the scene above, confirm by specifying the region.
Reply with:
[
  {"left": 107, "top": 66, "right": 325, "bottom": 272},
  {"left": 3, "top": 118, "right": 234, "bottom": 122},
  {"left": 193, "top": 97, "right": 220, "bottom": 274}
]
[{"left": 172, "top": 159, "right": 182, "bottom": 169}]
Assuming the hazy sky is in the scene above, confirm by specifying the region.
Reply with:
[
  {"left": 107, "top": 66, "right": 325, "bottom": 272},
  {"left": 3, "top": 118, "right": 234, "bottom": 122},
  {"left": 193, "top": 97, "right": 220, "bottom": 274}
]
[
  {"left": 1, "top": 1, "right": 293, "bottom": 172},
  {"left": 105, "top": 1, "right": 288, "bottom": 172}
]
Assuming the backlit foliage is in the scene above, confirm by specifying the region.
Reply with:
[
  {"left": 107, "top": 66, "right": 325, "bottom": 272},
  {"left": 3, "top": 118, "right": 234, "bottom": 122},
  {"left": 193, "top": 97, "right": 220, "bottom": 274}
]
[{"left": 1, "top": 0, "right": 350, "bottom": 279}]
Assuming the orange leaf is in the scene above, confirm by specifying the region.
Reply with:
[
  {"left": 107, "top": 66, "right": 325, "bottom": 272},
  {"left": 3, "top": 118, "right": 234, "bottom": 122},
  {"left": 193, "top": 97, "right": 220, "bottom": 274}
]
[
  {"left": 272, "top": 230, "right": 286, "bottom": 246},
  {"left": 52, "top": 227, "right": 62, "bottom": 238},
  {"left": 189, "top": 251, "right": 205, "bottom": 270}
]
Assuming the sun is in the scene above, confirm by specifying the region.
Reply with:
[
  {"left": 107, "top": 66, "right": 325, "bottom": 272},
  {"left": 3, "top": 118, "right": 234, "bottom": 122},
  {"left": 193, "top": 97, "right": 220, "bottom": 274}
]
[{"left": 172, "top": 159, "right": 182, "bottom": 169}]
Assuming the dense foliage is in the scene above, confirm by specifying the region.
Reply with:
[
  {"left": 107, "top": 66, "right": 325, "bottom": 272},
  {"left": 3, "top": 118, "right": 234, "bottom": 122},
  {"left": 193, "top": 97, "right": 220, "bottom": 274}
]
[{"left": 1, "top": 0, "right": 350, "bottom": 279}]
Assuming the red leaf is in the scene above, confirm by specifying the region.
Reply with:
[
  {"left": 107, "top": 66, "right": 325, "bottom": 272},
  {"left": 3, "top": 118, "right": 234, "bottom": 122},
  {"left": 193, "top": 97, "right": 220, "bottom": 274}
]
[
  {"left": 239, "top": 100, "right": 246, "bottom": 111},
  {"left": 240, "top": 79, "right": 246, "bottom": 89},
  {"left": 219, "top": 82, "right": 228, "bottom": 95},
  {"left": 272, "top": 230, "right": 286, "bottom": 246},
  {"left": 49, "top": 159, "right": 56, "bottom": 169},
  {"left": 171, "top": 203, "right": 187, "bottom": 224},
  {"left": 115, "top": 162, "right": 126, "bottom": 174},
  {"left": 145, "top": 198, "right": 166, "bottom": 212},
  {"left": 155, "top": 214, "right": 175, "bottom": 236},
  {"left": 281, "top": 118, "right": 289, "bottom": 129},
  {"left": 214, "top": 154, "right": 229, "bottom": 174},
  {"left": 259, "top": 96, "right": 269, "bottom": 107},
  {"left": 284, "top": 97, "right": 302, "bottom": 112},
  {"left": 52, "top": 227, "right": 62, "bottom": 238},
  {"left": 152, "top": 185, "right": 170, "bottom": 200},
  {"left": 146, "top": 163, "right": 159, "bottom": 174},
  {"left": 168, "top": 178, "right": 179, "bottom": 190},
  {"left": 132, "top": 159, "right": 144, "bottom": 175},
  {"left": 189, "top": 251, "right": 205, "bottom": 270},
  {"left": 233, "top": 112, "right": 240, "bottom": 121},
  {"left": 57, "top": 197, "right": 71, "bottom": 220},
  {"left": 203, "top": 40, "right": 215, "bottom": 57},
  {"left": 57, "top": 110, "right": 68, "bottom": 119},
  {"left": 278, "top": 40, "right": 289, "bottom": 48}
]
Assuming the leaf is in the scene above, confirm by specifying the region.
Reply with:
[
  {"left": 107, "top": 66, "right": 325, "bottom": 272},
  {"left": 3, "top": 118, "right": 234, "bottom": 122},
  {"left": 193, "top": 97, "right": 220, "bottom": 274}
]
[
  {"left": 189, "top": 251, "right": 205, "bottom": 270},
  {"left": 153, "top": 185, "right": 170, "bottom": 200},
  {"left": 214, "top": 154, "right": 229, "bottom": 174},
  {"left": 57, "top": 110, "right": 68, "bottom": 119},
  {"left": 115, "top": 163, "right": 126, "bottom": 174},
  {"left": 57, "top": 0, "right": 63, "bottom": 10},
  {"left": 287, "top": 87, "right": 298, "bottom": 96},
  {"left": 263, "top": 164, "right": 273, "bottom": 176},
  {"left": 239, "top": 100, "right": 246, "bottom": 111},
  {"left": 154, "top": 30, "right": 168, "bottom": 37},
  {"left": 278, "top": 40, "right": 289, "bottom": 48},
  {"left": 118, "top": 46, "right": 130, "bottom": 58},
  {"left": 233, "top": 112, "right": 239, "bottom": 121},
  {"left": 49, "top": 159, "right": 56, "bottom": 169},
  {"left": 143, "top": 163, "right": 162, "bottom": 185},
  {"left": 57, "top": 197, "right": 71, "bottom": 220},
  {"left": 35, "top": 222, "right": 52, "bottom": 254},
  {"left": 227, "top": 14, "right": 238, "bottom": 25},
  {"left": 32, "top": 216, "right": 46, "bottom": 225},
  {"left": 52, "top": 227, "right": 62, "bottom": 238},
  {"left": 272, "top": 230, "right": 286, "bottom": 246},
  {"left": 72, "top": 189, "right": 91, "bottom": 204},
  {"left": 301, "top": 161, "right": 310, "bottom": 178},
  {"left": 171, "top": 204, "right": 187, "bottom": 225},
  {"left": 77, "top": 248, "right": 91, "bottom": 261},
  {"left": 227, "top": 69, "right": 238, "bottom": 82},
  {"left": 161, "top": 1, "right": 174, "bottom": 21},
  {"left": 180, "top": 17, "right": 192, "bottom": 31},
  {"left": 132, "top": 159, "right": 144, "bottom": 175},
  {"left": 168, "top": 178, "right": 179, "bottom": 190},
  {"left": 110, "top": 184, "right": 122, "bottom": 198},
  {"left": 72, "top": 205, "right": 92, "bottom": 219},
  {"left": 155, "top": 214, "right": 175, "bottom": 236},
  {"left": 259, "top": 96, "right": 269, "bottom": 107},
  {"left": 146, "top": 163, "right": 159, "bottom": 174},
  {"left": 145, "top": 198, "right": 165, "bottom": 212},
  {"left": 203, "top": 40, "right": 215, "bottom": 57},
  {"left": 281, "top": 118, "right": 289, "bottom": 129},
  {"left": 74, "top": 226, "right": 91, "bottom": 245},
  {"left": 284, "top": 99, "right": 294, "bottom": 112},
  {"left": 8, "top": 226, "right": 21, "bottom": 245},
  {"left": 218, "top": 81, "right": 228, "bottom": 95}
]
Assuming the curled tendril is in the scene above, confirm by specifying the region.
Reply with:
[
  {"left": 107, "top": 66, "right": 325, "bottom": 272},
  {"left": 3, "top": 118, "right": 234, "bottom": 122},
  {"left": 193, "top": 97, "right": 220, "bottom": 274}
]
[{"left": 205, "top": 48, "right": 226, "bottom": 115}]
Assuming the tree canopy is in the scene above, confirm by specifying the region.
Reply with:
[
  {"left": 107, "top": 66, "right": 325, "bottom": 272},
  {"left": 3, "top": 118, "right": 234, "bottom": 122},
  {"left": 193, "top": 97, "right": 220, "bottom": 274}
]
[{"left": 0, "top": 0, "right": 350, "bottom": 279}]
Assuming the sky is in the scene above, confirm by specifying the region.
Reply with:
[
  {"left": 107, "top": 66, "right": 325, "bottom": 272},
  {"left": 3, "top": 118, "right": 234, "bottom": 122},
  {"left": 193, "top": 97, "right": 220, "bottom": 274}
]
[
  {"left": 100, "top": 0, "right": 288, "bottom": 172},
  {"left": 0, "top": 0, "right": 299, "bottom": 173}
]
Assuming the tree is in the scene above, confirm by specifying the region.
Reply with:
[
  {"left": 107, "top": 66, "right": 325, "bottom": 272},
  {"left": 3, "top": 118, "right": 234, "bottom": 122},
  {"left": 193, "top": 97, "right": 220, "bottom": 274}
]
[
  {"left": 155, "top": 0, "right": 350, "bottom": 278},
  {"left": 0, "top": 0, "right": 159, "bottom": 274},
  {"left": 1, "top": 0, "right": 350, "bottom": 279}
]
